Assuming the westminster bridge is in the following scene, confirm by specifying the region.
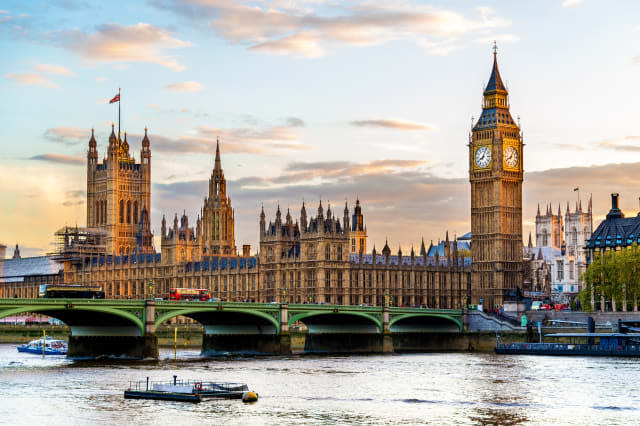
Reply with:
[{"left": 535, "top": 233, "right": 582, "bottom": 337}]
[{"left": 0, "top": 299, "right": 464, "bottom": 358}]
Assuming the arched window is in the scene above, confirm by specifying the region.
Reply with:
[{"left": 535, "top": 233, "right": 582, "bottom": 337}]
[
  {"left": 126, "top": 201, "right": 131, "bottom": 224},
  {"left": 133, "top": 201, "right": 139, "bottom": 225},
  {"left": 337, "top": 245, "right": 342, "bottom": 260},
  {"left": 119, "top": 200, "right": 124, "bottom": 223},
  {"left": 325, "top": 244, "right": 330, "bottom": 260},
  {"left": 542, "top": 229, "right": 548, "bottom": 247},
  {"left": 95, "top": 201, "right": 99, "bottom": 224}
]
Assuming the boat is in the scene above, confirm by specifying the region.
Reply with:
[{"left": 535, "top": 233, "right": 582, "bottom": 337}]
[
  {"left": 124, "top": 376, "right": 257, "bottom": 403},
  {"left": 496, "top": 318, "right": 640, "bottom": 357},
  {"left": 17, "top": 337, "right": 68, "bottom": 355}
]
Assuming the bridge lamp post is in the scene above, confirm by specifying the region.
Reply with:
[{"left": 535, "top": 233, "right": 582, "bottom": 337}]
[
  {"left": 147, "top": 281, "right": 154, "bottom": 300},
  {"left": 281, "top": 287, "right": 288, "bottom": 304},
  {"left": 384, "top": 291, "right": 389, "bottom": 308}
]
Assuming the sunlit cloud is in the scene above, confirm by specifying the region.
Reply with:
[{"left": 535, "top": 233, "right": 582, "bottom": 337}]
[
  {"left": 53, "top": 23, "right": 192, "bottom": 71},
  {"left": 350, "top": 119, "right": 435, "bottom": 131},
  {"left": 43, "top": 127, "right": 89, "bottom": 145},
  {"left": 152, "top": 1, "right": 512, "bottom": 57},
  {"left": 29, "top": 153, "right": 84, "bottom": 165},
  {"left": 4, "top": 72, "right": 58, "bottom": 88},
  {"left": 33, "top": 63, "right": 75, "bottom": 76},
  {"left": 165, "top": 81, "right": 204, "bottom": 92},
  {"left": 562, "top": 0, "right": 583, "bottom": 7}
]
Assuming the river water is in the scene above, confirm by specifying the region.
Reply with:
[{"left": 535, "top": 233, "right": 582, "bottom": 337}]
[{"left": 1, "top": 344, "right": 639, "bottom": 425}]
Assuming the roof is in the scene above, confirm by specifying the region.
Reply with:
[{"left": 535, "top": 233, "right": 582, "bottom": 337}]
[
  {"left": 485, "top": 53, "right": 506, "bottom": 92},
  {"left": 586, "top": 196, "right": 640, "bottom": 249},
  {"left": 427, "top": 240, "right": 470, "bottom": 257},
  {"left": 0, "top": 256, "right": 63, "bottom": 283}
]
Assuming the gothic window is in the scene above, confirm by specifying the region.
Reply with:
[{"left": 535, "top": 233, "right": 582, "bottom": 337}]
[
  {"left": 251, "top": 276, "right": 255, "bottom": 291},
  {"left": 352, "top": 239, "right": 356, "bottom": 252},
  {"left": 337, "top": 245, "right": 342, "bottom": 260},
  {"left": 297, "top": 272, "right": 301, "bottom": 288},
  {"left": 542, "top": 229, "right": 548, "bottom": 247},
  {"left": 570, "top": 227, "right": 577, "bottom": 246},
  {"left": 126, "top": 201, "right": 131, "bottom": 224},
  {"left": 360, "top": 238, "right": 364, "bottom": 252},
  {"left": 134, "top": 201, "right": 139, "bottom": 225},
  {"left": 337, "top": 272, "right": 342, "bottom": 288},
  {"left": 95, "top": 201, "right": 99, "bottom": 224},
  {"left": 557, "top": 260, "right": 564, "bottom": 281},
  {"left": 307, "top": 270, "right": 314, "bottom": 289},
  {"left": 325, "top": 244, "right": 330, "bottom": 260},
  {"left": 119, "top": 200, "right": 124, "bottom": 223},
  {"left": 325, "top": 270, "right": 330, "bottom": 288}
]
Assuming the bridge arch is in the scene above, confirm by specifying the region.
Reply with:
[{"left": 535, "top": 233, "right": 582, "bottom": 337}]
[
  {"left": 0, "top": 305, "right": 145, "bottom": 335},
  {"left": 390, "top": 313, "right": 462, "bottom": 332},
  {"left": 289, "top": 311, "right": 382, "bottom": 333},
  {"left": 155, "top": 307, "right": 280, "bottom": 334}
]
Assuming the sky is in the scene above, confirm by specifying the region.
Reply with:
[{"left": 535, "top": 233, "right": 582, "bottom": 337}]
[{"left": 1, "top": 0, "right": 640, "bottom": 258}]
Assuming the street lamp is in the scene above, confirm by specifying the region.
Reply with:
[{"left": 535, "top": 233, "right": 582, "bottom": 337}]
[
  {"left": 281, "top": 286, "right": 288, "bottom": 304},
  {"left": 147, "top": 280, "right": 154, "bottom": 300},
  {"left": 384, "top": 291, "right": 389, "bottom": 308}
]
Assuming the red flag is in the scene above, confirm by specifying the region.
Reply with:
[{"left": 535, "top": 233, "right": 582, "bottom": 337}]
[{"left": 109, "top": 93, "right": 120, "bottom": 104}]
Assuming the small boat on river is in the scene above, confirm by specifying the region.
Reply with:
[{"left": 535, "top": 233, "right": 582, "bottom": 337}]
[
  {"left": 124, "top": 376, "right": 257, "bottom": 403},
  {"left": 17, "top": 337, "right": 68, "bottom": 356}
]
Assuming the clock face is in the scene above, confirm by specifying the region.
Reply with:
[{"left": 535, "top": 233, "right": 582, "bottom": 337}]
[
  {"left": 504, "top": 146, "right": 518, "bottom": 168},
  {"left": 474, "top": 146, "right": 491, "bottom": 169}
]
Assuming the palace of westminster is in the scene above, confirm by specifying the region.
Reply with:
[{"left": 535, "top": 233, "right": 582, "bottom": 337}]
[{"left": 1, "top": 50, "right": 533, "bottom": 310}]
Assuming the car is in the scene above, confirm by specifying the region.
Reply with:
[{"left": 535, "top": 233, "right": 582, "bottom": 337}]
[
  {"left": 531, "top": 301, "right": 543, "bottom": 311},
  {"left": 540, "top": 303, "right": 553, "bottom": 311}
]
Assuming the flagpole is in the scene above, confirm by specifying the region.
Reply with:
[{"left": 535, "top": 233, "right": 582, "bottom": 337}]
[{"left": 118, "top": 87, "right": 121, "bottom": 141}]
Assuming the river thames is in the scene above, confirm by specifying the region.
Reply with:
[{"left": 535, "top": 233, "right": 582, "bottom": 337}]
[{"left": 1, "top": 344, "right": 639, "bottom": 425}]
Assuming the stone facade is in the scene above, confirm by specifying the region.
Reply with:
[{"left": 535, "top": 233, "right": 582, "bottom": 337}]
[
  {"left": 86, "top": 126, "right": 152, "bottom": 255},
  {"left": 469, "top": 48, "right": 524, "bottom": 309}
]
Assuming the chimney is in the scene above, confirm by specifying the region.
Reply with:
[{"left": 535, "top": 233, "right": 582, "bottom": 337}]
[
  {"left": 606, "top": 193, "right": 624, "bottom": 219},
  {"left": 611, "top": 193, "right": 619, "bottom": 210},
  {"left": 242, "top": 244, "right": 251, "bottom": 257}
]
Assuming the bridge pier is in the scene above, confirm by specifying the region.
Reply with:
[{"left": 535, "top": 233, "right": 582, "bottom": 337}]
[{"left": 68, "top": 334, "right": 158, "bottom": 359}]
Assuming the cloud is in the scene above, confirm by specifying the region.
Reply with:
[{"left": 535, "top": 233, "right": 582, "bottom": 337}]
[
  {"left": 286, "top": 117, "right": 305, "bottom": 127},
  {"left": 33, "top": 63, "right": 75, "bottom": 76},
  {"left": 62, "top": 189, "right": 86, "bottom": 206},
  {"left": 562, "top": 0, "right": 583, "bottom": 7},
  {"left": 95, "top": 76, "right": 107, "bottom": 82},
  {"left": 53, "top": 23, "right": 191, "bottom": 71},
  {"left": 153, "top": 1, "right": 512, "bottom": 57},
  {"left": 597, "top": 136, "right": 640, "bottom": 152},
  {"left": 139, "top": 119, "right": 310, "bottom": 155},
  {"left": 4, "top": 72, "right": 58, "bottom": 88},
  {"left": 165, "top": 81, "right": 204, "bottom": 92},
  {"left": 29, "top": 153, "right": 84, "bottom": 165},
  {"left": 43, "top": 127, "right": 89, "bottom": 145},
  {"left": 350, "top": 119, "right": 435, "bottom": 131}
]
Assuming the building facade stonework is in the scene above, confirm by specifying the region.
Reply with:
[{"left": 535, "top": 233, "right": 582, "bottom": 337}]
[
  {"left": 86, "top": 126, "right": 152, "bottom": 255},
  {"left": 469, "top": 48, "right": 524, "bottom": 308}
]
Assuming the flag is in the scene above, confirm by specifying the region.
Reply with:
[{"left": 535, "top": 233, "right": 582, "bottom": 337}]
[
  {"left": 573, "top": 187, "right": 579, "bottom": 191},
  {"left": 109, "top": 93, "right": 120, "bottom": 104}
]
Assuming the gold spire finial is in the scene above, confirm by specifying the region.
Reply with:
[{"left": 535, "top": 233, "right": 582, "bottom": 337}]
[{"left": 493, "top": 40, "right": 497, "bottom": 56}]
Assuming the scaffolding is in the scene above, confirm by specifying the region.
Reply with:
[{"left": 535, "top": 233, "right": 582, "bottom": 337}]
[{"left": 51, "top": 226, "right": 108, "bottom": 264}]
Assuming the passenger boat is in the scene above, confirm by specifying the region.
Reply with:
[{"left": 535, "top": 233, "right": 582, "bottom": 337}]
[
  {"left": 17, "top": 337, "right": 68, "bottom": 355},
  {"left": 124, "top": 376, "right": 257, "bottom": 403},
  {"left": 496, "top": 318, "right": 640, "bottom": 357}
]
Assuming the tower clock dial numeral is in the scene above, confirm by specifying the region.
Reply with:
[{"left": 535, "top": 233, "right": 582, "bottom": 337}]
[
  {"left": 474, "top": 146, "right": 491, "bottom": 169},
  {"left": 504, "top": 146, "right": 518, "bottom": 168}
]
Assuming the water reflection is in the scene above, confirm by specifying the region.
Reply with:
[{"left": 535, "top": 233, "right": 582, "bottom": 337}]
[{"left": 1, "top": 346, "right": 640, "bottom": 424}]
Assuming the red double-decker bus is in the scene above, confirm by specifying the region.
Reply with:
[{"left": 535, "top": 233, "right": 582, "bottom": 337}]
[{"left": 169, "top": 288, "right": 210, "bottom": 301}]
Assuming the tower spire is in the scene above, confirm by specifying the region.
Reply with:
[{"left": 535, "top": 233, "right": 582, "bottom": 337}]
[{"left": 215, "top": 137, "right": 221, "bottom": 170}]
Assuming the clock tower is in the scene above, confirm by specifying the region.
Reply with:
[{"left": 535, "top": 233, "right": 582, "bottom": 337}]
[{"left": 469, "top": 45, "right": 523, "bottom": 309}]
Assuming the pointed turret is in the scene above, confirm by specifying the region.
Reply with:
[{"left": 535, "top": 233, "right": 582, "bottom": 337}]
[
  {"left": 108, "top": 123, "right": 117, "bottom": 156},
  {"left": 214, "top": 137, "right": 221, "bottom": 171},
  {"left": 161, "top": 214, "right": 167, "bottom": 238},
  {"left": 286, "top": 207, "right": 292, "bottom": 225},
  {"left": 557, "top": 203, "right": 561, "bottom": 217},
  {"left": 566, "top": 201, "right": 570, "bottom": 215},
  {"left": 317, "top": 200, "right": 324, "bottom": 220},
  {"left": 588, "top": 194, "right": 593, "bottom": 213},
  {"left": 536, "top": 203, "right": 541, "bottom": 217},
  {"left": 259, "top": 204, "right": 266, "bottom": 236},
  {"left": 300, "top": 201, "right": 307, "bottom": 232},
  {"left": 275, "top": 203, "right": 282, "bottom": 225},
  {"left": 382, "top": 239, "right": 391, "bottom": 256},
  {"left": 12, "top": 243, "right": 20, "bottom": 259},
  {"left": 528, "top": 231, "right": 533, "bottom": 249},
  {"left": 420, "top": 237, "right": 426, "bottom": 257}
]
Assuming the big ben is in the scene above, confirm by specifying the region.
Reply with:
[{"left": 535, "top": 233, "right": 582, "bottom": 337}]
[{"left": 469, "top": 45, "right": 523, "bottom": 309}]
